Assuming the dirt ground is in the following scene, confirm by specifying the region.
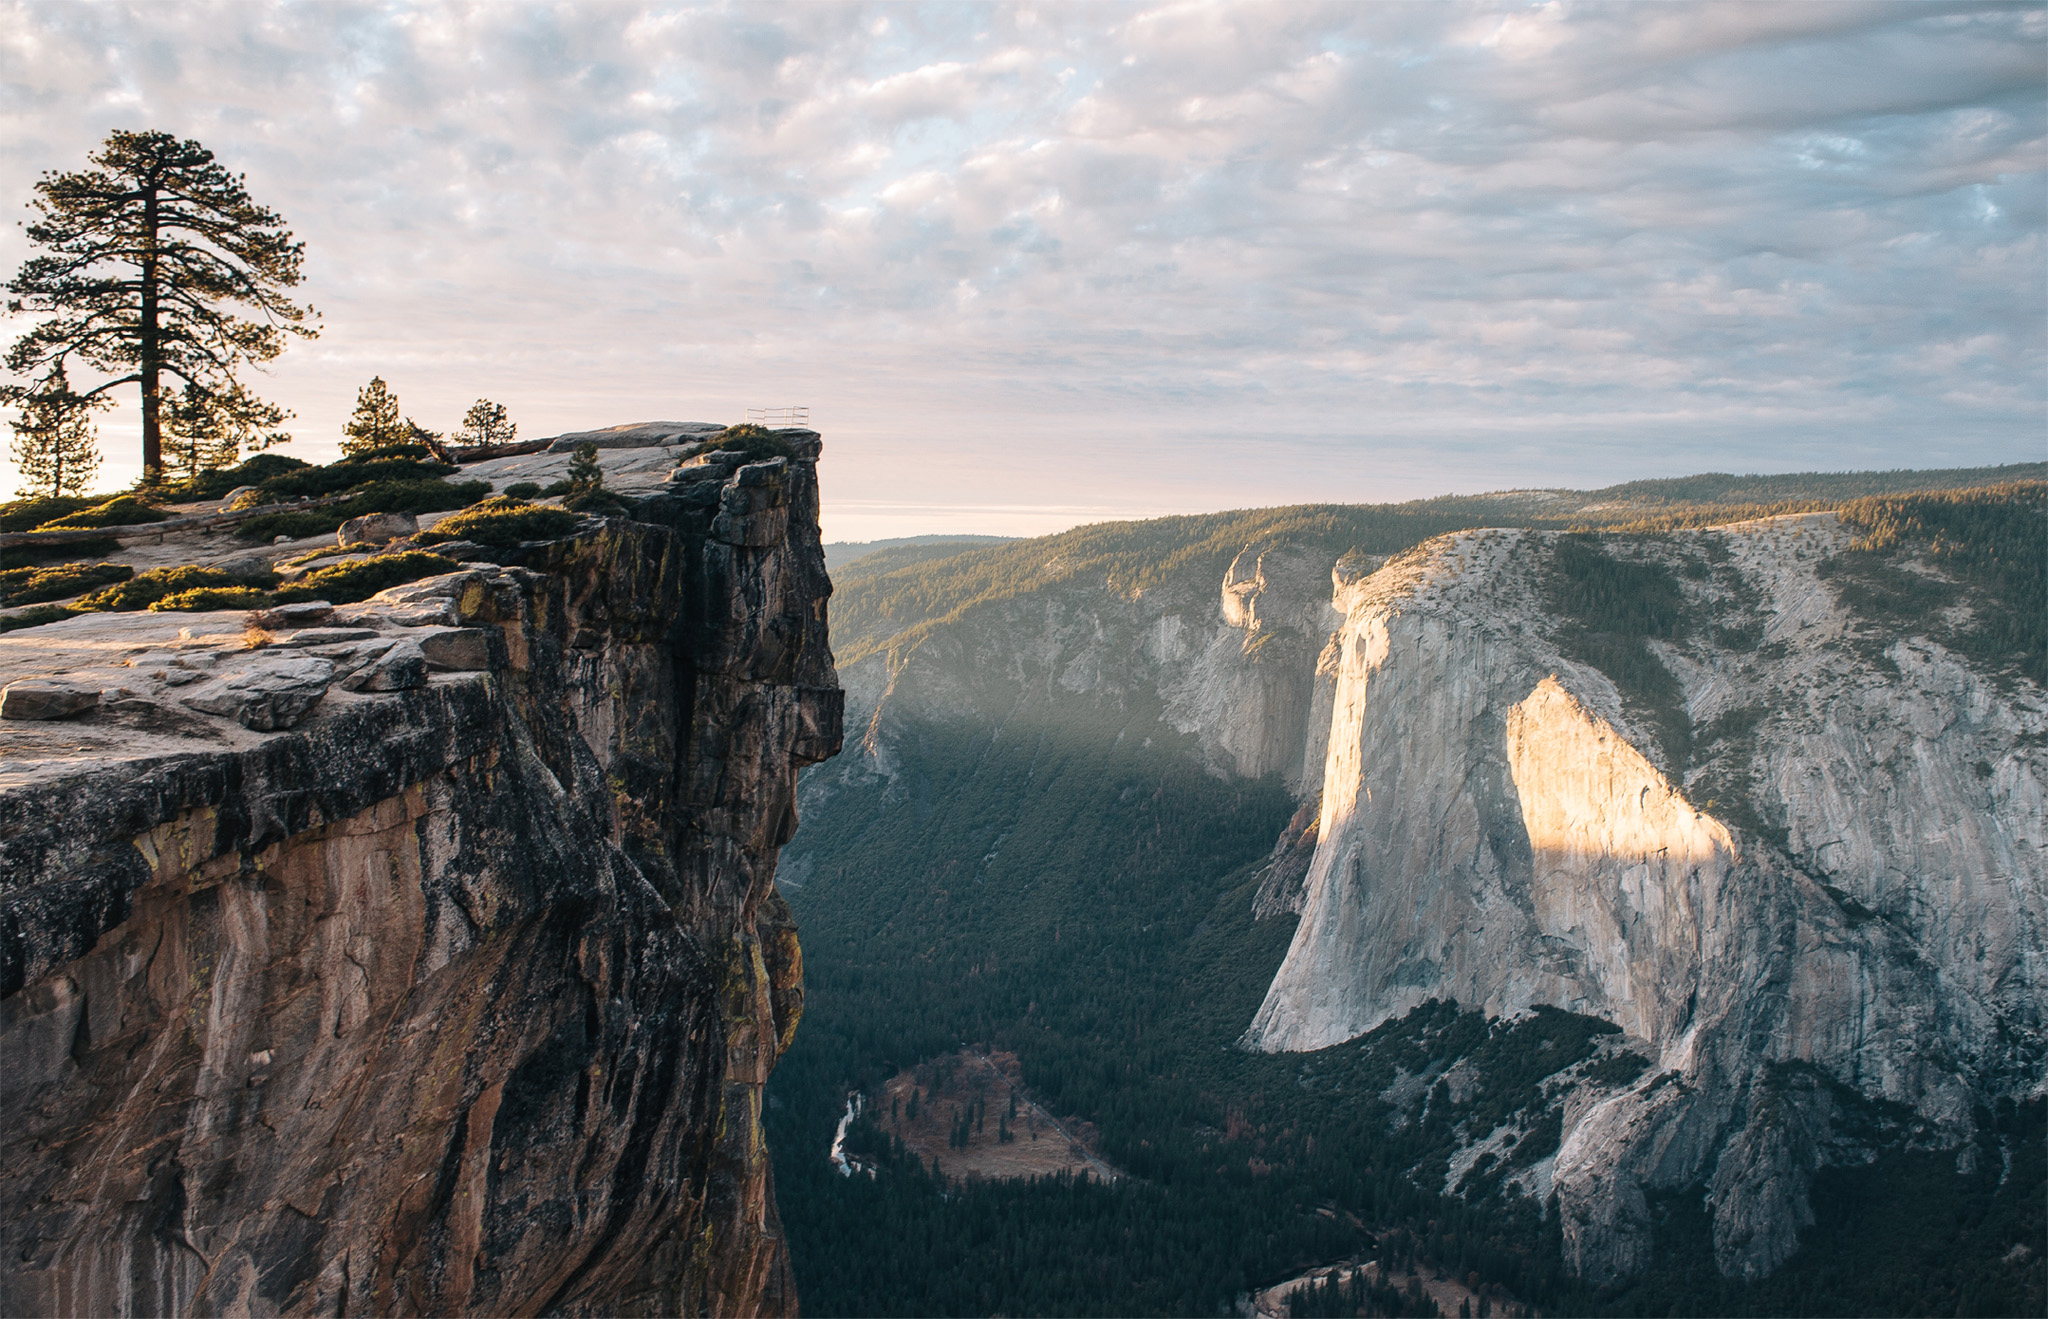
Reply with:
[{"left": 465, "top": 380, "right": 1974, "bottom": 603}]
[{"left": 874, "top": 1050, "right": 1121, "bottom": 1183}]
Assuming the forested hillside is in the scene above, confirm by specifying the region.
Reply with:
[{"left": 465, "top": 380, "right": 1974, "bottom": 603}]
[{"left": 826, "top": 463, "right": 2045, "bottom": 664}]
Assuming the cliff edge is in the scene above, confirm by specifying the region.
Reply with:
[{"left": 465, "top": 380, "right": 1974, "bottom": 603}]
[{"left": 0, "top": 434, "right": 840, "bottom": 1316}]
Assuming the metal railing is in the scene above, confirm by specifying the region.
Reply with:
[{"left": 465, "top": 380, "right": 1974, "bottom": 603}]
[{"left": 745, "top": 406, "right": 810, "bottom": 429}]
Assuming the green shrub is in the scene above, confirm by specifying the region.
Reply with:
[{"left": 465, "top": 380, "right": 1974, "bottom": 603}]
[
  {"left": 541, "top": 479, "right": 574, "bottom": 497},
  {"left": 0, "top": 561, "right": 132, "bottom": 608},
  {"left": 416, "top": 498, "right": 582, "bottom": 548},
  {"left": 563, "top": 487, "right": 633, "bottom": 516},
  {"left": 32, "top": 495, "right": 168, "bottom": 531},
  {"left": 0, "top": 537, "right": 120, "bottom": 571},
  {"left": 1, "top": 495, "right": 101, "bottom": 534},
  {"left": 153, "top": 452, "right": 311, "bottom": 501},
  {"left": 221, "top": 451, "right": 311, "bottom": 487},
  {"left": 235, "top": 510, "right": 346, "bottom": 542},
  {"left": 704, "top": 424, "right": 796, "bottom": 462},
  {"left": 231, "top": 459, "right": 491, "bottom": 541},
  {"left": 342, "top": 478, "right": 492, "bottom": 517},
  {"left": 502, "top": 481, "right": 543, "bottom": 500},
  {"left": 251, "top": 451, "right": 456, "bottom": 502},
  {"left": 76, "top": 564, "right": 274, "bottom": 612},
  {"left": 273, "top": 551, "right": 460, "bottom": 605},
  {"left": 0, "top": 604, "right": 76, "bottom": 633},
  {"left": 148, "top": 585, "right": 272, "bottom": 611}
]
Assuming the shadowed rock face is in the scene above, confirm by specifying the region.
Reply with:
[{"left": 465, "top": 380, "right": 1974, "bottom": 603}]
[{"left": 0, "top": 436, "right": 840, "bottom": 1317}]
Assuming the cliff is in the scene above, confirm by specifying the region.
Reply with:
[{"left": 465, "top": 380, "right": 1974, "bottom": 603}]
[
  {"left": 1245, "top": 517, "right": 2044, "bottom": 1280},
  {"left": 0, "top": 436, "right": 840, "bottom": 1316}
]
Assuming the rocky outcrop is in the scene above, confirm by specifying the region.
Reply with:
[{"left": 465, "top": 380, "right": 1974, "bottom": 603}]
[
  {"left": 337, "top": 511, "right": 418, "bottom": 548},
  {"left": 0, "top": 435, "right": 840, "bottom": 1316},
  {"left": 1244, "top": 519, "right": 2045, "bottom": 1280}
]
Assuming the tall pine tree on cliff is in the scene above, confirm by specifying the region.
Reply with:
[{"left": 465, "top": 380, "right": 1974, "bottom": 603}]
[{"left": 3, "top": 129, "right": 318, "bottom": 478}]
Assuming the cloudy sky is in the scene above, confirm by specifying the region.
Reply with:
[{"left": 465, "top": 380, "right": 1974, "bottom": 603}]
[{"left": 3, "top": 1, "right": 2042, "bottom": 539}]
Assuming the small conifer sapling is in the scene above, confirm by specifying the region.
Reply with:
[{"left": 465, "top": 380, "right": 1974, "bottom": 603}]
[
  {"left": 457, "top": 399, "right": 516, "bottom": 457},
  {"left": 566, "top": 441, "right": 603, "bottom": 492},
  {"left": 342, "top": 376, "right": 409, "bottom": 455},
  {"left": 9, "top": 364, "right": 103, "bottom": 498}
]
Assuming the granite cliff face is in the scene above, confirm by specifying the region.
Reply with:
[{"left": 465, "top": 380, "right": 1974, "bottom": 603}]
[
  {"left": 1245, "top": 518, "right": 2044, "bottom": 1280},
  {"left": 0, "top": 437, "right": 840, "bottom": 1316}
]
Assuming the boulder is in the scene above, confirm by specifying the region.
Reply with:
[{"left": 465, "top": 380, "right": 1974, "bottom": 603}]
[
  {"left": 221, "top": 486, "right": 263, "bottom": 510},
  {"left": 247, "top": 600, "right": 335, "bottom": 630},
  {"left": 340, "top": 640, "right": 428, "bottom": 692},
  {"left": 0, "top": 681, "right": 100, "bottom": 721},
  {"left": 214, "top": 555, "right": 277, "bottom": 580},
  {"left": 337, "top": 511, "right": 418, "bottom": 548},
  {"left": 419, "top": 628, "right": 494, "bottom": 671},
  {"left": 180, "top": 656, "right": 336, "bottom": 730}
]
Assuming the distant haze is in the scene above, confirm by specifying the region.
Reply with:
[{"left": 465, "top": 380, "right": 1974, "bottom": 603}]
[{"left": 3, "top": 2, "right": 2042, "bottom": 540}]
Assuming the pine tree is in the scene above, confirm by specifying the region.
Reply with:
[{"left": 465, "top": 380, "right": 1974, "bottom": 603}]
[
  {"left": 8, "top": 365, "right": 101, "bottom": 498},
  {"left": 457, "top": 398, "right": 516, "bottom": 456},
  {"left": 4, "top": 129, "right": 317, "bottom": 477},
  {"left": 566, "top": 441, "right": 604, "bottom": 492},
  {"left": 342, "top": 376, "right": 408, "bottom": 455},
  {"left": 158, "top": 381, "right": 291, "bottom": 485}
]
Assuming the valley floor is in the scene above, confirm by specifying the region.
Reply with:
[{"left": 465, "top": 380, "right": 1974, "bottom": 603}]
[{"left": 875, "top": 1049, "right": 1122, "bottom": 1184}]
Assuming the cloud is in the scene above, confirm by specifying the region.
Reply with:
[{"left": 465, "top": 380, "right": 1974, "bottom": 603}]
[{"left": 0, "top": 0, "right": 2040, "bottom": 537}]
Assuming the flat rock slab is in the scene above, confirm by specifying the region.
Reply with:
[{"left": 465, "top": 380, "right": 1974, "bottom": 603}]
[
  {"left": 455, "top": 441, "right": 693, "bottom": 498},
  {"left": 1, "top": 681, "right": 99, "bottom": 720},
  {"left": 181, "top": 656, "right": 336, "bottom": 730},
  {"left": 275, "top": 628, "right": 382, "bottom": 646},
  {"left": 543, "top": 421, "right": 722, "bottom": 452}
]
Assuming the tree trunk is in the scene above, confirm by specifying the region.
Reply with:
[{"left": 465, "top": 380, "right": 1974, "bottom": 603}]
[{"left": 140, "top": 183, "right": 161, "bottom": 477}]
